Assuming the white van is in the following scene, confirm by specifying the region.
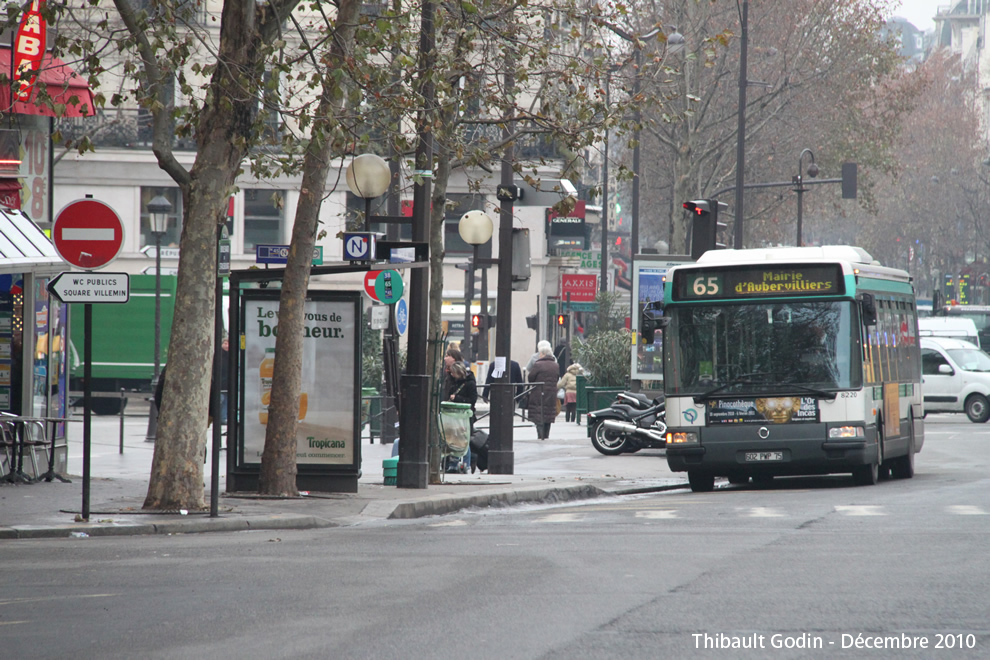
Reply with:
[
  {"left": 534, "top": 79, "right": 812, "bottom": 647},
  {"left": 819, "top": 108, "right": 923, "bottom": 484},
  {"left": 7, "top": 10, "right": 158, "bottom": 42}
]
[
  {"left": 920, "top": 337, "right": 990, "bottom": 422},
  {"left": 917, "top": 317, "right": 980, "bottom": 348}
]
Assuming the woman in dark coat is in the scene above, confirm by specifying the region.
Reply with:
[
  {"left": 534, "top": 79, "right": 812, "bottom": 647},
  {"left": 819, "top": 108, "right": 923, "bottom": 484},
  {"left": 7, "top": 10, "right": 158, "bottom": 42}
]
[{"left": 527, "top": 345, "right": 559, "bottom": 439}]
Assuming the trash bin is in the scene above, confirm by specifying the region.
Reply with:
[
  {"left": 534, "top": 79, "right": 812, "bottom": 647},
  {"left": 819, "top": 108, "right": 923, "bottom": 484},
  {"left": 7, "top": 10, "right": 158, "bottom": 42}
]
[
  {"left": 575, "top": 374, "right": 588, "bottom": 421},
  {"left": 584, "top": 387, "right": 623, "bottom": 418},
  {"left": 438, "top": 402, "right": 472, "bottom": 473},
  {"left": 382, "top": 456, "right": 398, "bottom": 485}
]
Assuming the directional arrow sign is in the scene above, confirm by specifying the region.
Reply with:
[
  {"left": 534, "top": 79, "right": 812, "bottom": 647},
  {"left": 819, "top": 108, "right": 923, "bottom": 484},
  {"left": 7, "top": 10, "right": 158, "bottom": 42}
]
[{"left": 47, "top": 272, "right": 130, "bottom": 304}]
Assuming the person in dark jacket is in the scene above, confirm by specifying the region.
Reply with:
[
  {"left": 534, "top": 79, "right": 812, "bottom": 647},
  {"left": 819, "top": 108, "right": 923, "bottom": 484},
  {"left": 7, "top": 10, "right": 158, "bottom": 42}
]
[
  {"left": 554, "top": 341, "right": 570, "bottom": 378},
  {"left": 527, "top": 344, "right": 560, "bottom": 439},
  {"left": 482, "top": 359, "right": 523, "bottom": 405}
]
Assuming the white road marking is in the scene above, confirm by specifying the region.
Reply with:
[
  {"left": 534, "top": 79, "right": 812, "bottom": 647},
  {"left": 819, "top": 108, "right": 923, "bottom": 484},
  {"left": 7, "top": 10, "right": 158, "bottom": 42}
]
[
  {"left": 835, "top": 505, "right": 885, "bottom": 516},
  {"left": 534, "top": 512, "right": 582, "bottom": 523},
  {"left": 745, "top": 507, "right": 786, "bottom": 518},
  {"left": 947, "top": 505, "right": 988, "bottom": 515},
  {"left": 635, "top": 510, "right": 679, "bottom": 519},
  {"left": 429, "top": 519, "right": 468, "bottom": 527}
]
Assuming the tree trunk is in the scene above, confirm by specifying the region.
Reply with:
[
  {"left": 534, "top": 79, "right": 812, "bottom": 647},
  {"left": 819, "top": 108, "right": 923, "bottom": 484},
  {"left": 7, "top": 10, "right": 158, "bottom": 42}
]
[
  {"left": 259, "top": 0, "right": 361, "bottom": 496},
  {"left": 144, "top": 0, "right": 300, "bottom": 510}
]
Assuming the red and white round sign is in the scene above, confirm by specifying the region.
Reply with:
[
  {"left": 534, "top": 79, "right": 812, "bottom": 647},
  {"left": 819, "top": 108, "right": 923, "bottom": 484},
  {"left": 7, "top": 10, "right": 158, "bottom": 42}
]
[
  {"left": 363, "top": 270, "right": 382, "bottom": 301},
  {"left": 53, "top": 199, "right": 125, "bottom": 270}
]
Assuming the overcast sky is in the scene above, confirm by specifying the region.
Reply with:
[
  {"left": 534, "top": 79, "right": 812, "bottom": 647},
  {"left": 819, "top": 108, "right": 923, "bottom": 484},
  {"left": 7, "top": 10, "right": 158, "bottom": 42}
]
[{"left": 892, "top": 0, "right": 944, "bottom": 31}]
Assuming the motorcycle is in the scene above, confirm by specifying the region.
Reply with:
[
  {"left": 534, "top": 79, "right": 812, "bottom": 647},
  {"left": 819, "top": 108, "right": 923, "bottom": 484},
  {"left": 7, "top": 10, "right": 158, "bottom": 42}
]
[{"left": 587, "top": 392, "right": 667, "bottom": 455}]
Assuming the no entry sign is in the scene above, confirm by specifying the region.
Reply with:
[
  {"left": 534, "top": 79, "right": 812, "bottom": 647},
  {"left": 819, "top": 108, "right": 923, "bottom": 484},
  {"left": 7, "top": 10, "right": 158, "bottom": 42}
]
[
  {"left": 363, "top": 270, "right": 382, "bottom": 301},
  {"left": 53, "top": 199, "right": 124, "bottom": 270}
]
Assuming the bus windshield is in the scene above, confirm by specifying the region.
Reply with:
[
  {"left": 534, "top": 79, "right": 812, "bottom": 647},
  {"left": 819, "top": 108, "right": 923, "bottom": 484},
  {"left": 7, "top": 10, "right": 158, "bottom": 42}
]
[{"left": 664, "top": 300, "right": 861, "bottom": 396}]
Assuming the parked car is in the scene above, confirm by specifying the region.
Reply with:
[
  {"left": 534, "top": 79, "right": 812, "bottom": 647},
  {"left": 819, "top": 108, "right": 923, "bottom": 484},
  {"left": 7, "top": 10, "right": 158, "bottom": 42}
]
[{"left": 920, "top": 337, "right": 990, "bottom": 422}]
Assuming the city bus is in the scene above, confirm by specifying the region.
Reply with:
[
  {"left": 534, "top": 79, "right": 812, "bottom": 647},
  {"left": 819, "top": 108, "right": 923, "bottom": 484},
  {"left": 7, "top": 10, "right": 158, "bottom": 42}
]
[{"left": 658, "top": 246, "right": 923, "bottom": 492}]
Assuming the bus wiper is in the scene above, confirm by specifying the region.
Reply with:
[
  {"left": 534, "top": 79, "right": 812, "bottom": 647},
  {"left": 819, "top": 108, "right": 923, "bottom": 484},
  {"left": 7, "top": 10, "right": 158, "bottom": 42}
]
[
  {"left": 692, "top": 373, "right": 771, "bottom": 404},
  {"left": 776, "top": 381, "right": 837, "bottom": 401}
]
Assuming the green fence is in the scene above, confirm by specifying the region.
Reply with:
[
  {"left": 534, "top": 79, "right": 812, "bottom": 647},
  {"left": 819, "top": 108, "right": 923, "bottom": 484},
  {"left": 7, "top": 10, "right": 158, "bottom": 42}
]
[{"left": 575, "top": 377, "right": 624, "bottom": 423}]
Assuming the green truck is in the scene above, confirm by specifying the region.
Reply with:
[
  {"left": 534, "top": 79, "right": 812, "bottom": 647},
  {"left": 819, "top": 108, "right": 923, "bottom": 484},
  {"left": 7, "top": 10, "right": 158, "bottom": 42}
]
[{"left": 69, "top": 274, "right": 177, "bottom": 414}]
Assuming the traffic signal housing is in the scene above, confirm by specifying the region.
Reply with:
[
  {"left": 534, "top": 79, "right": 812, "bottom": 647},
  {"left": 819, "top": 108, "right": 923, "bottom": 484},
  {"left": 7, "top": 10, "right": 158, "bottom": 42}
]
[
  {"left": 684, "top": 199, "right": 728, "bottom": 260},
  {"left": 556, "top": 313, "right": 569, "bottom": 326}
]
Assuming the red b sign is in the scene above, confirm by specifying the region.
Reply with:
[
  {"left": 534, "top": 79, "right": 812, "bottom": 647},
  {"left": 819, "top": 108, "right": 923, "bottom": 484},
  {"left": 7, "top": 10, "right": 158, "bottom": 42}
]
[
  {"left": 13, "top": 1, "right": 47, "bottom": 103},
  {"left": 561, "top": 274, "right": 598, "bottom": 302},
  {"left": 53, "top": 199, "right": 125, "bottom": 270}
]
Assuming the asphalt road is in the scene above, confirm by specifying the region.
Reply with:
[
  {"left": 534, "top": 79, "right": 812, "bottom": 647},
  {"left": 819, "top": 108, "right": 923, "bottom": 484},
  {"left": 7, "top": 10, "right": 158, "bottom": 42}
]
[{"left": 2, "top": 416, "right": 987, "bottom": 659}]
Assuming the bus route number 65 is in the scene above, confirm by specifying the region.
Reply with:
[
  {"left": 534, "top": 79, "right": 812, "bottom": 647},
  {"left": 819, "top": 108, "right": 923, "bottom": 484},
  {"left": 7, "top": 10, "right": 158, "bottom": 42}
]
[{"left": 693, "top": 276, "right": 721, "bottom": 296}]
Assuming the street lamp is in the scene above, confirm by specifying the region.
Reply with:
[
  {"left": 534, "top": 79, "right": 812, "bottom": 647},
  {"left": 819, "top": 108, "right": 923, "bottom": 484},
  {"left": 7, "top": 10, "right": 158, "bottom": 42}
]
[
  {"left": 458, "top": 210, "right": 494, "bottom": 361},
  {"left": 733, "top": 0, "right": 749, "bottom": 249},
  {"left": 346, "top": 153, "right": 391, "bottom": 230},
  {"left": 145, "top": 194, "right": 171, "bottom": 442},
  {"left": 794, "top": 149, "right": 818, "bottom": 246}
]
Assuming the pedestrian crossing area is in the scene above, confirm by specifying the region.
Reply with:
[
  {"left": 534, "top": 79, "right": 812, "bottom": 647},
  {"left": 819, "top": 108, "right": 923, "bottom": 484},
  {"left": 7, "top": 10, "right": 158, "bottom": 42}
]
[{"left": 426, "top": 502, "right": 989, "bottom": 526}]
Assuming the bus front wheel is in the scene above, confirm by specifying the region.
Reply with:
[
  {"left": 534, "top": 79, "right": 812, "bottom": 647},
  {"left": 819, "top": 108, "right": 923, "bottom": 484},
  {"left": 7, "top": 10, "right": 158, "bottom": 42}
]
[
  {"left": 688, "top": 471, "right": 715, "bottom": 492},
  {"left": 965, "top": 394, "right": 990, "bottom": 423}
]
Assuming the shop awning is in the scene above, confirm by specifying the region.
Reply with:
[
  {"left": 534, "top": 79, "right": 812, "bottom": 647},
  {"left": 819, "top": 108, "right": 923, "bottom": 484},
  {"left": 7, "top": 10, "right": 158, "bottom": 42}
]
[
  {"left": 0, "top": 207, "right": 65, "bottom": 274},
  {"left": 0, "top": 46, "right": 95, "bottom": 118}
]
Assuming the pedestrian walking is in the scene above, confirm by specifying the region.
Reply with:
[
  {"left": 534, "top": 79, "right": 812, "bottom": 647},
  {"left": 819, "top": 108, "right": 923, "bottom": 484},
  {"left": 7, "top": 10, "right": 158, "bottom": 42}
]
[
  {"left": 557, "top": 362, "right": 583, "bottom": 423},
  {"left": 526, "top": 340, "right": 555, "bottom": 373},
  {"left": 527, "top": 343, "right": 559, "bottom": 440}
]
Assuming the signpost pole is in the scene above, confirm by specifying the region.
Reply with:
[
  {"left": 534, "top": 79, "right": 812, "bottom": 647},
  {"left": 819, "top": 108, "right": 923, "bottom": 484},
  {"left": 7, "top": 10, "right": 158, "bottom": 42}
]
[
  {"left": 82, "top": 303, "right": 92, "bottom": 521},
  {"left": 211, "top": 226, "right": 230, "bottom": 517}
]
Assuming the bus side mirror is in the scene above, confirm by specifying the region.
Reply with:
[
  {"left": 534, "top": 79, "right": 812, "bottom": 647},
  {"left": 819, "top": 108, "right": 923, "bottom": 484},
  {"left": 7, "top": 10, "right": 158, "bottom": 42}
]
[
  {"left": 858, "top": 292, "right": 877, "bottom": 326},
  {"left": 641, "top": 315, "right": 669, "bottom": 343}
]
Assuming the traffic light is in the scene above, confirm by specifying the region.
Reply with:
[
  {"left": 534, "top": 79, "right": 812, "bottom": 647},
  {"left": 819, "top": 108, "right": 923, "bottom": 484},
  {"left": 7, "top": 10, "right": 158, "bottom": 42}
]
[
  {"left": 526, "top": 314, "right": 539, "bottom": 330},
  {"left": 472, "top": 314, "right": 495, "bottom": 329},
  {"left": 556, "top": 313, "right": 569, "bottom": 326},
  {"left": 684, "top": 199, "right": 728, "bottom": 260}
]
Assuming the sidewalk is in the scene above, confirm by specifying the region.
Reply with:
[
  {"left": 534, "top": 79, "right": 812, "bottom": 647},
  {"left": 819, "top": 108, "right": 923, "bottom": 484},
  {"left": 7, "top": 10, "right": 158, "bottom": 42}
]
[{"left": 0, "top": 403, "right": 687, "bottom": 539}]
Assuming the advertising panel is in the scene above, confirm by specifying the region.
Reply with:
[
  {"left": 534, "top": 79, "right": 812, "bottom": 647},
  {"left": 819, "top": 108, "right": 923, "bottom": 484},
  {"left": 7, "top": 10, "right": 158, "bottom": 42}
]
[
  {"left": 239, "top": 290, "right": 361, "bottom": 469},
  {"left": 631, "top": 256, "right": 692, "bottom": 382},
  {"left": 706, "top": 397, "right": 819, "bottom": 425}
]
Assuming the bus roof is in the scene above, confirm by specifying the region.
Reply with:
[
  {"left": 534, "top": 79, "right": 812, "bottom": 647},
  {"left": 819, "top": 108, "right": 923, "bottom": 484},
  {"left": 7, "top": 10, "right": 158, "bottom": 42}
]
[
  {"left": 687, "top": 245, "right": 910, "bottom": 282},
  {"left": 695, "top": 245, "right": 876, "bottom": 265}
]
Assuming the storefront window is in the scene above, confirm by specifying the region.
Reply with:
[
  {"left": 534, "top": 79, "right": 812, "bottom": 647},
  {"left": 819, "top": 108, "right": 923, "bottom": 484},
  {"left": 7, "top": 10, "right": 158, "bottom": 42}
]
[{"left": 243, "top": 189, "right": 285, "bottom": 251}]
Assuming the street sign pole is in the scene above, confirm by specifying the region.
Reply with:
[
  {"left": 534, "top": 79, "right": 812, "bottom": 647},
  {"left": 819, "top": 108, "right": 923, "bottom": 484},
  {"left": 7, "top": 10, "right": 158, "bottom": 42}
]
[
  {"left": 210, "top": 224, "right": 227, "bottom": 518},
  {"left": 82, "top": 303, "right": 92, "bottom": 521}
]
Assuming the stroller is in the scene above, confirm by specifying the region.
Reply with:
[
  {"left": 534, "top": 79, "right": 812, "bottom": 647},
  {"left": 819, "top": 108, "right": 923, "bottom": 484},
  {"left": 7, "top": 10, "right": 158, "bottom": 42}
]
[{"left": 438, "top": 401, "right": 472, "bottom": 475}]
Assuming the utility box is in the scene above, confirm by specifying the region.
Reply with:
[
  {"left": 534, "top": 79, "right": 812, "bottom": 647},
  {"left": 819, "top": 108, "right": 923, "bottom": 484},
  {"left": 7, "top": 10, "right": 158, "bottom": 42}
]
[{"left": 511, "top": 228, "right": 530, "bottom": 291}]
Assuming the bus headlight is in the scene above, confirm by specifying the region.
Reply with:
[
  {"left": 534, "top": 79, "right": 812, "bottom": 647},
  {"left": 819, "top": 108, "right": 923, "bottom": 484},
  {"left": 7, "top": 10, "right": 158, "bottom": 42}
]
[
  {"left": 829, "top": 426, "right": 865, "bottom": 438},
  {"left": 667, "top": 431, "right": 699, "bottom": 444}
]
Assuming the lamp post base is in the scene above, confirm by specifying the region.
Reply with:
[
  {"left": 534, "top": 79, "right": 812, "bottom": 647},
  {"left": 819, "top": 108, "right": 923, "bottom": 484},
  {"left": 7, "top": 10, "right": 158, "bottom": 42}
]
[
  {"left": 397, "top": 373, "right": 430, "bottom": 489},
  {"left": 487, "top": 449, "right": 514, "bottom": 474}
]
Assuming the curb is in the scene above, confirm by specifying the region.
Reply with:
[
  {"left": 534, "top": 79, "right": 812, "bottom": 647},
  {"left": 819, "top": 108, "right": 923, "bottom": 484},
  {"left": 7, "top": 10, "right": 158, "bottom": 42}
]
[
  {"left": 0, "top": 481, "right": 691, "bottom": 540},
  {"left": 0, "top": 514, "right": 335, "bottom": 540}
]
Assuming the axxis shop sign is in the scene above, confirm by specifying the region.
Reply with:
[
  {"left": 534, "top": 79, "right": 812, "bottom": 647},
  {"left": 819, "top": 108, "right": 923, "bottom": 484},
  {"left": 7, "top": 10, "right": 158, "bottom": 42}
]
[{"left": 561, "top": 274, "right": 597, "bottom": 302}]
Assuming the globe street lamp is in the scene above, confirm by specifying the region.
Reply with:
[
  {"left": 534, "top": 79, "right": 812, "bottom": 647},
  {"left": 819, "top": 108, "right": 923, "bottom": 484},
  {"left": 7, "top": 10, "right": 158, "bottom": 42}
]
[
  {"left": 458, "top": 210, "right": 494, "bottom": 360},
  {"left": 346, "top": 153, "right": 391, "bottom": 230},
  {"left": 794, "top": 149, "right": 818, "bottom": 246},
  {"left": 145, "top": 194, "right": 171, "bottom": 442}
]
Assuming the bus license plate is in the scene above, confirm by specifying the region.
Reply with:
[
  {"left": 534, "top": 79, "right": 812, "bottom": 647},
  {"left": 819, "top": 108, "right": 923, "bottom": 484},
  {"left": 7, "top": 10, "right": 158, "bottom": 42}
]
[{"left": 745, "top": 451, "right": 783, "bottom": 462}]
